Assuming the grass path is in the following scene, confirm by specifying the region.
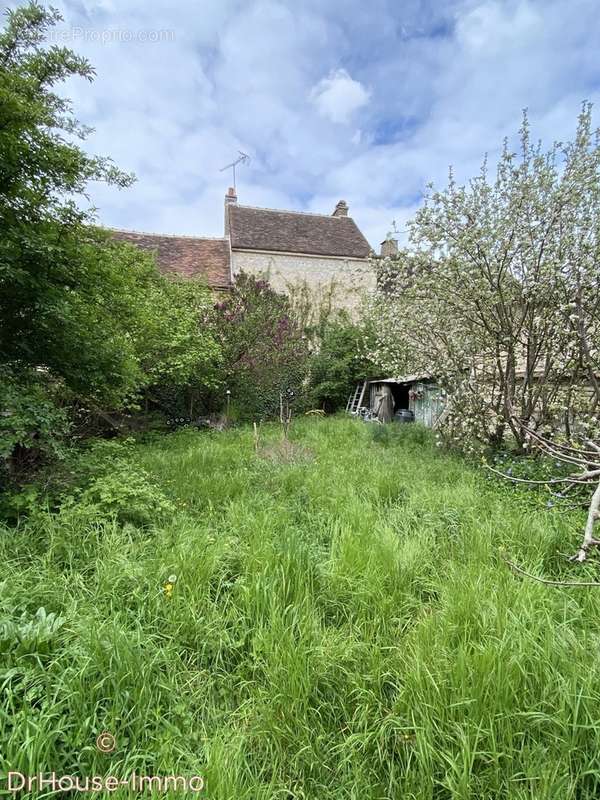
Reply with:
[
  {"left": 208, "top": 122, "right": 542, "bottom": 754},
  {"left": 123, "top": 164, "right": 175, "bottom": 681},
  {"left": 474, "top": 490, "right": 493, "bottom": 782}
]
[{"left": 2, "top": 418, "right": 600, "bottom": 798}]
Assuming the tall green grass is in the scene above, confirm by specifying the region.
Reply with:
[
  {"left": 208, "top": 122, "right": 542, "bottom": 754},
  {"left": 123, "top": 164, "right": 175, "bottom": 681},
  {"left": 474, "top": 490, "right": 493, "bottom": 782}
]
[{"left": 1, "top": 417, "right": 600, "bottom": 798}]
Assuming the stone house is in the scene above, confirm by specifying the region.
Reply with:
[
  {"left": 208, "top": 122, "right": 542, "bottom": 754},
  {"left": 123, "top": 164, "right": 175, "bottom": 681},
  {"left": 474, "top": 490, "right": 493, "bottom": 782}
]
[{"left": 112, "top": 189, "right": 374, "bottom": 308}]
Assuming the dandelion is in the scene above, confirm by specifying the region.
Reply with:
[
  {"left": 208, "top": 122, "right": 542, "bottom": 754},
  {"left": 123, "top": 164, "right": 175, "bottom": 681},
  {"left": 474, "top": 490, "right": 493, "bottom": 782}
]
[{"left": 163, "top": 574, "right": 177, "bottom": 599}]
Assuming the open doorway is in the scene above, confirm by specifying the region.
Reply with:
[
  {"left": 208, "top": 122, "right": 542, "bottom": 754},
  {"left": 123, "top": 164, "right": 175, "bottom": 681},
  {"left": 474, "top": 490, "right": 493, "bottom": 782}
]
[{"left": 389, "top": 383, "right": 410, "bottom": 412}]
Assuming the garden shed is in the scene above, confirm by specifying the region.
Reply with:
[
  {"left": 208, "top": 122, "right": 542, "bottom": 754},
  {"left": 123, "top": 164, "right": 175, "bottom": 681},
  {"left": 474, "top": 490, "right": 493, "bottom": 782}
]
[{"left": 355, "top": 375, "right": 446, "bottom": 426}]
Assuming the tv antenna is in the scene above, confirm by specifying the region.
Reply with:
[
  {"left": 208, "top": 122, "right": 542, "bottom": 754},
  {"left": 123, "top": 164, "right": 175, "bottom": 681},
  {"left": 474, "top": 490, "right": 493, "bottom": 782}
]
[{"left": 220, "top": 151, "right": 250, "bottom": 190}]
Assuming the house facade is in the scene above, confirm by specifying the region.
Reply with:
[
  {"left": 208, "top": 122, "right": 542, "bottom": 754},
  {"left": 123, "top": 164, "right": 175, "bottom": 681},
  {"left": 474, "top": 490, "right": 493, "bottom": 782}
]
[{"left": 112, "top": 189, "right": 374, "bottom": 309}]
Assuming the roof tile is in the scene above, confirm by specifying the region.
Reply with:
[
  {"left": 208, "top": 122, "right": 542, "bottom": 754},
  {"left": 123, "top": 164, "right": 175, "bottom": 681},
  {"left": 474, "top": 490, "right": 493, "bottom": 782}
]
[
  {"left": 228, "top": 205, "right": 371, "bottom": 258},
  {"left": 111, "top": 230, "right": 232, "bottom": 288}
]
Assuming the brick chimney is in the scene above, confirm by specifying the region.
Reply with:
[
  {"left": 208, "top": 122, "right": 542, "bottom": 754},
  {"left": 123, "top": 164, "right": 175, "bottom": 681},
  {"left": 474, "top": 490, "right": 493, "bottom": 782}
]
[
  {"left": 332, "top": 200, "right": 349, "bottom": 217},
  {"left": 224, "top": 186, "right": 237, "bottom": 235},
  {"left": 380, "top": 235, "right": 398, "bottom": 257}
]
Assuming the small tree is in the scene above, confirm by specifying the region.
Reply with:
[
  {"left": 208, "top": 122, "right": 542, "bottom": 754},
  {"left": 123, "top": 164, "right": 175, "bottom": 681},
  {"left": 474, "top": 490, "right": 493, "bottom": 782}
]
[
  {"left": 132, "top": 271, "right": 223, "bottom": 417},
  {"left": 368, "top": 105, "right": 600, "bottom": 451},
  {"left": 0, "top": 5, "right": 224, "bottom": 472},
  {"left": 0, "top": 4, "right": 145, "bottom": 407},
  {"left": 215, "top": 273, "right": 310, "bottom": 421}
]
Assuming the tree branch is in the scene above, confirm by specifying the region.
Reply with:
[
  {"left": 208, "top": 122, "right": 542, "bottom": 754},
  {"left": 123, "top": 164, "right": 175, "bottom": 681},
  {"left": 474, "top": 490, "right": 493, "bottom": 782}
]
[{"left": 504, "top": 557, "right": 600, "bottom": 587}]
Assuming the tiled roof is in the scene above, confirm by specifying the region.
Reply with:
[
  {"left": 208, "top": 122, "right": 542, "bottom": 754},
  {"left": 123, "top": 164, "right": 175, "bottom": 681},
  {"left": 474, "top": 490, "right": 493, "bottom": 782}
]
[
  {"left": 111, "top": 230, "right": 232, "bottom": 288},
  {"left": 227, "top": 205, "right": 371, "bottom": 259}
]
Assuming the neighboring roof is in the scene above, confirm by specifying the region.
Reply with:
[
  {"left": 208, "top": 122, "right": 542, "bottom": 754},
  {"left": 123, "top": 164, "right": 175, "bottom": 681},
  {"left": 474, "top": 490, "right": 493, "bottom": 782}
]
[
  {"left": 369, "top": 374, "right": 433, "bottom": 384},
  {"left": 227, "top": 204, "right": 371, "bottom": 259},
  {"left": 111, "top": 229, "right": 231, "bottom": 288}
]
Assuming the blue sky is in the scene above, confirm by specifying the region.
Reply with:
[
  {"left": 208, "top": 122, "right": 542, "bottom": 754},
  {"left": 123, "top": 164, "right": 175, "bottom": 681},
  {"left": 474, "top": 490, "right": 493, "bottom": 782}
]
[{"left": 9, "top": 0, "right": 600, "bottom": 247}]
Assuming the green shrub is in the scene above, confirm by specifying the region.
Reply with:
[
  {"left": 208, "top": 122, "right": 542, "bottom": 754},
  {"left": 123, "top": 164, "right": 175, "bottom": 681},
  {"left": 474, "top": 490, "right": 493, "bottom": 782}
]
[
  {"left": 62, "top": 460, "right": 175, "bottom": 528},
  {"left": 308, "top": 314, "right": 378, "bottom": 411},
  {"left": 216, "top": 273, "right": 310, "bottom": 420},
  {"left": 0, "top": 367, "right": 69, "bottom": 480}
]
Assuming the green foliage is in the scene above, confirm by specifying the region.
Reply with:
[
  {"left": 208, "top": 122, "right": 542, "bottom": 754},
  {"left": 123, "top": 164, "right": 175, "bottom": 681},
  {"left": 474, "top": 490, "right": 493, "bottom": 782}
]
[
  {"left": 0, "top": 366, "right": 69, "bottom": 479},
  {"left": 308, "top": 314, "right": 377, "bottom": 411},
  {"left": 216, "top": 273, "right": 310, "bottom": 420},
  {"left": 0, "top": 5, "right": 143, "bottom": 405},
  {"left": 0, "top": 4, "right": 132, "bottom": 227},
  {"left": 136, "top": 277, "right": 222, "bottom": 393},
  {"left": 68, "top": 466, "right": 175, "bottom": 527},
  {"left": 484, "top": 449, "right": 592, "bottom": 514},
  {"left": 0, "top": 5, "right": 225, "bottom": 471},
  {"left": 58, "top": 438, "right": 175, "bottom": 527},
  {"left": 0, "top": 605, "right": 65, "bottom": 659}
]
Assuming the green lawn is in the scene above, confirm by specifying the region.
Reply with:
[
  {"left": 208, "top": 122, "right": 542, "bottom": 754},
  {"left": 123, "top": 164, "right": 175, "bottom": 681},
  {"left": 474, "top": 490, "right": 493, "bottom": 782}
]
[{"left": 2, "top": 417, "right": 600, "bottom": 798}]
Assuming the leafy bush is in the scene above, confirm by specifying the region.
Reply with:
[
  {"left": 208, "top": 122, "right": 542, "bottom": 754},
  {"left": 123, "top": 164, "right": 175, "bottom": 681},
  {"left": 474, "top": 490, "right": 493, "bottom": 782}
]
[
  {"left": 308, "top": 314, "right": 378, "bottom": 412},
  {"left": 55, "top": 438, "right": 175, "bottom": 527},
  {"left": 69, "top": 466, "right": 175, "bottom": 527},
  {"left": 216, "top": 273, "right": 310, "bottom": 420},
  {"left": 0, "top": 367, "right": 69, "bottom": 480},
  {"left": 0, "top": 5, "right": 225, "bottom": 476}
]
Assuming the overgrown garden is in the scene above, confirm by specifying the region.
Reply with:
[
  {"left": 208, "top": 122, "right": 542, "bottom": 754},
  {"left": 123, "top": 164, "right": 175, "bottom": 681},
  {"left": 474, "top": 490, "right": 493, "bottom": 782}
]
[{"left": 4, "top": 4, "right": 600, "bottom": 798}]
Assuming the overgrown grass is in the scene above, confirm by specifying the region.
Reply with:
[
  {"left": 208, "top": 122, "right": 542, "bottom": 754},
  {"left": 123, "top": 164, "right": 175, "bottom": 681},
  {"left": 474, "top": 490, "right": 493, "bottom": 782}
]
[{"left": 2, "top": 417, "right": 600, "bottom": 798}]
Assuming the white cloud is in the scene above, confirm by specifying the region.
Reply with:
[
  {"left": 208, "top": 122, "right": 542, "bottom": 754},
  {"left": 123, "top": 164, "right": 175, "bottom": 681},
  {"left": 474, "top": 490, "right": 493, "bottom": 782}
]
[
  {"left": 309, "top": 69, "right": 370, "bottom": 124},
  {"left": 9, "top": 0, "right": 600, "bottom": 249},
  {"left": 456, "top": 0, "right": 540, "bottom": 53}
]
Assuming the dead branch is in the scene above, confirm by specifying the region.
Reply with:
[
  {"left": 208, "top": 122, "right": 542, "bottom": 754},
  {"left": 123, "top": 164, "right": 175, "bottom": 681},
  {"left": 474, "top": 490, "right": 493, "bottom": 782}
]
[
  {"left": 585, "top": 439, "right": 600, "bottom": 455},
  {"left": 253, "top": 421, "right": 260, "bottom": 454},
  {"left": 489, "top": 419, "right": 600, "bottom": 562},
  {"left": 515, "top": 418, "right": 600, "bottom": 462},
  {"left": 521, "top": 426, "right": 597, "bottom": 469},
  {"left": 279, "top": 392, "right": 292, "bottom": 441},
  {"left": 570, "top": 480, "right": 600, "bottom": 562},
  {"left": 503, "top": 557, "right": 600, "bottom": 587},
  {"left": 484, "top": 463, "right": 599, "bottom": 485}
]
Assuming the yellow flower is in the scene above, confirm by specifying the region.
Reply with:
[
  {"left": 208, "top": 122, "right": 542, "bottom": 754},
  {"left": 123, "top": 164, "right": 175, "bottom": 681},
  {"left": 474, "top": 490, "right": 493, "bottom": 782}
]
[{"left": 162, "top": 574, "right": 177, "bottom": 599}]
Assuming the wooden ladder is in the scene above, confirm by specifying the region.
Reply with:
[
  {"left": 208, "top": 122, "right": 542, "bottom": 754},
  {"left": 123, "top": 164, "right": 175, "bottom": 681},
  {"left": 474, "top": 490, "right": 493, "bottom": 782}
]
[{"left": 346, "top": 380, "right": 368, "bottom": 414}]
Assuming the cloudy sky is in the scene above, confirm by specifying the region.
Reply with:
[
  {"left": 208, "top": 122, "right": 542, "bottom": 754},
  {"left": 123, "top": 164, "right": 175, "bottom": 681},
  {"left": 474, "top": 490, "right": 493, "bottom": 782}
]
[{"left": 9, "top": 0, "right": 600, "bottom": 247}]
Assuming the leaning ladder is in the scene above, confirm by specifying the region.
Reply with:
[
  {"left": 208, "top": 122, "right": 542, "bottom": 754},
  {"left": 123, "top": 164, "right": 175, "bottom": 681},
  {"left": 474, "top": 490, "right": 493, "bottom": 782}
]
[{"left": 346, "top": 380, "right": 368, "bottom": 414}]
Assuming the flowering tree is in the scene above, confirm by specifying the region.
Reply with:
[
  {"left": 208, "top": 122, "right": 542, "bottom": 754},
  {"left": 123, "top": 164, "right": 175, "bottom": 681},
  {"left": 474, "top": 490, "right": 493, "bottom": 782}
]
[
  {"left": 368, "top": 106, "right": 600, "bottom": 450},
  {"left": 215, "top": 273, "right": 310, "bottom": 420}
]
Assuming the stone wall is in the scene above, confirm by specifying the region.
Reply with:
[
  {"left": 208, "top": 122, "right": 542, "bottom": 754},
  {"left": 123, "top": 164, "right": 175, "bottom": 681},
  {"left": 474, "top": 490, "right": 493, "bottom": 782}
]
[{"left": 231, "top": 249, "right": 374, "bottom": 311}]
